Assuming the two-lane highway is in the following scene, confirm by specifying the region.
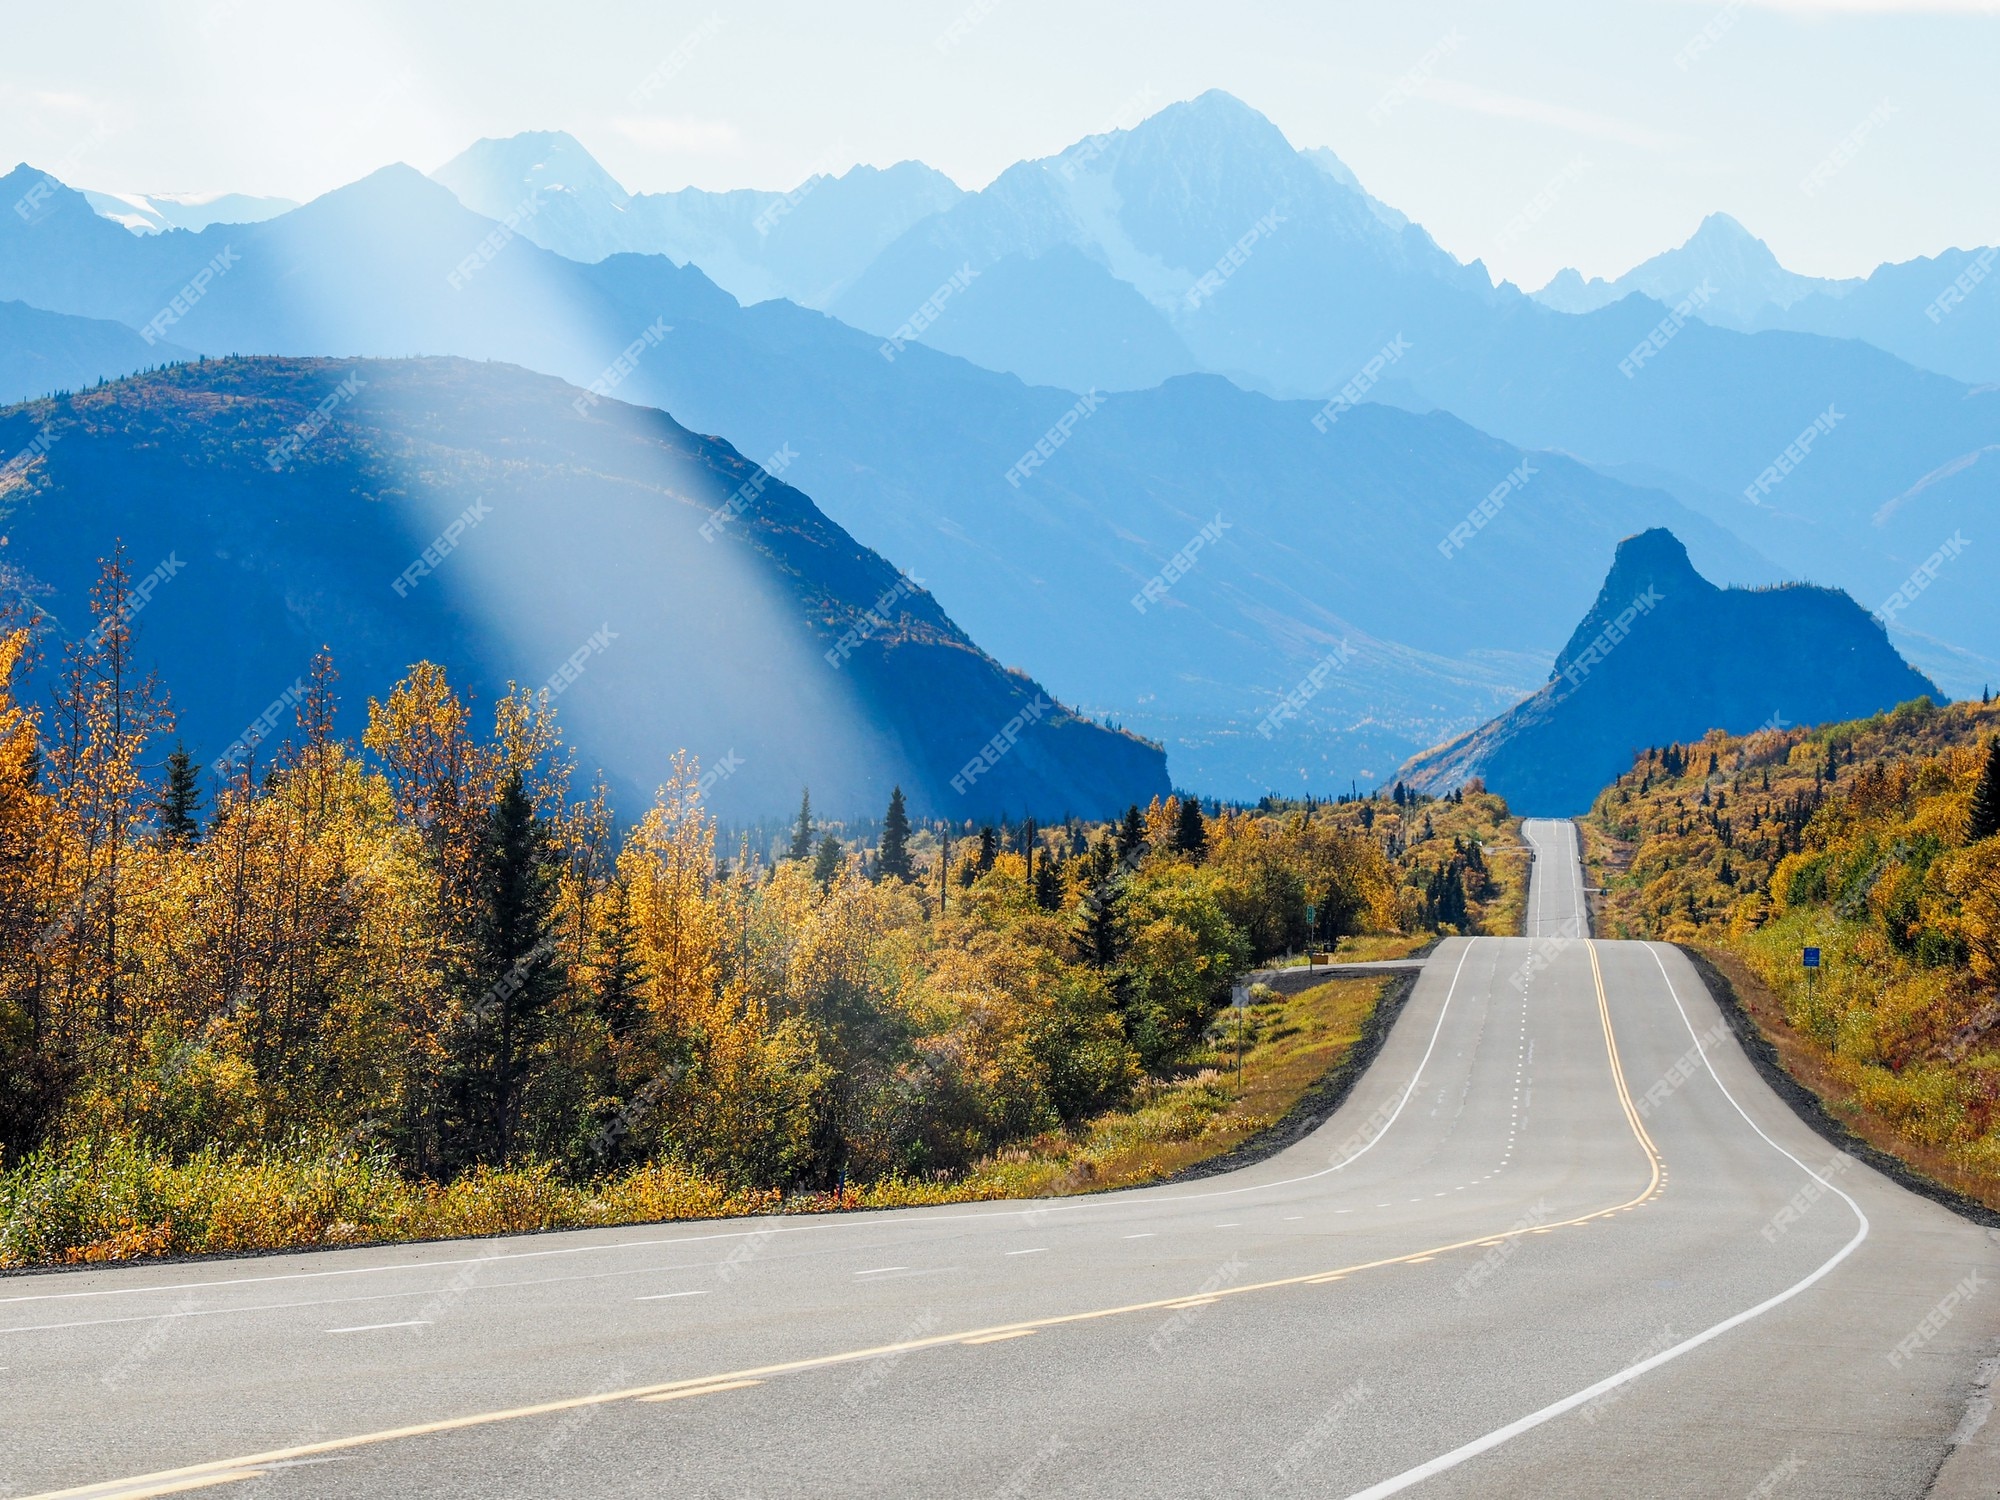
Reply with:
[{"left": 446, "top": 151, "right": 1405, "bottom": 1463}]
[{"left": 6, "top": 820, "right": 1998, "bottom": 1497}]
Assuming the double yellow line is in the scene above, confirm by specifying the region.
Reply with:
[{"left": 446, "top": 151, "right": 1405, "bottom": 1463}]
[{"left": 26, "top": 939, "right": 1666, "bottom": 1500}]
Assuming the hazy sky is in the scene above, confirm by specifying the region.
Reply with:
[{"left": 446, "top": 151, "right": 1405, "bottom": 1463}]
[{"left": 3, "top": 0, "right": 1995, "bottom": 286}]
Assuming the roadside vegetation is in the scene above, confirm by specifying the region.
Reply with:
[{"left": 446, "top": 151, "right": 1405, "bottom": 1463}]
[
  {"left": 0, "top": 554, "right": 1520, "bottom": 1267},
  {"left": 1582, "top": 694, "right": 2000, "bottom": 1207}
]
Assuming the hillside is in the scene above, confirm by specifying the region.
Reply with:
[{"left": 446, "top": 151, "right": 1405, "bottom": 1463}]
[
  {"left": 0, "top": 299, "right": 196, "bottom": 406},
  {"left": 1580, "top": 696, "right": 2000, "bottom": 1207},
  {"left": 0, "top": 356, "right": 1165, "bottom": 819},
  {"left": 0, "top": 160, "right": 1775, "bottom": 794},
  {"left": 1398, "top": 529, "right": 1940, "bottom": 814}
]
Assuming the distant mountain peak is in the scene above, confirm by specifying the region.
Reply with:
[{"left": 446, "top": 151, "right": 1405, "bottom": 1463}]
[
  {"left": 1533, "top": 209, "right": 1858, "bottom": 326},
  {"left": 1401, "top": 528, "right": 1938, "bottom": 812}
]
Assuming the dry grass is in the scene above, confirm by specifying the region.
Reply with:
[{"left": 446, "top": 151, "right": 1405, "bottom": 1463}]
[
  {"left": 0, "top": 978, "right": 1392, "bottom": 1271},
  {"left": 960, "top": 977, "right": 1384, "bottom": 1197},
  {"left": 1701, "top": 946, "right": 2000, "bottom": 1213}
]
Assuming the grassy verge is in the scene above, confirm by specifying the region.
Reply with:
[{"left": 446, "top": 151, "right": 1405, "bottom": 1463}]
[
  {"left": 1, "top": 976, "right": 1394, "bottom": 1271},
  {"left": 1690, "top": 945, "right": 2000, "bottom": 1220}
]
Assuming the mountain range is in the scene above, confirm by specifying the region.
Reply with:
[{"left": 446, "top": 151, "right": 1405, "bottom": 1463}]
[
  {"left": 1398, "top": 529, "right": 1942, "bottom": 815},
  {"left": 0, "top": 357, "right": 1164, "bottom": 821},
  {"left": 4, "top": 88, "right": 1993, "bottom": 804}
]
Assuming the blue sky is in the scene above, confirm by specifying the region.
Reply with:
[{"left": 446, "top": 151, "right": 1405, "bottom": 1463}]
[{"left": 2, "top": 0, "right": 1995, "bottom": 286}]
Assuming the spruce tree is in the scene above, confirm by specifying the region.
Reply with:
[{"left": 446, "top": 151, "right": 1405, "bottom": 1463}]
[
  {"left": 1173, "top": 795, "right": 1207, "bottom": 861},
  {"left": 789, "top": 788, "right": 814, "bottom": 861},
  {"left": 812, "top": 832, "right": 843, "bottom": 888},
  {"left": 1033, "top": 845, "right": 1062, "bottom": 911},
  {"left": 157, "top": 743, "right": 202, "bottom": 842},
  {"left": 1116, "top": 804, "right": 1145, "bottom": 862},
  {"left": 976, "top": 825, "right": 998, "bottom": 874},
  {"left": 591, "top": 879, "right": 649, "bottom": 1045},
  {"left": 877, "top": 786, "right": 913, "bottom": 880},
  {"left": 446, "top": 769, "right": 563, "bottom": 1170},
  {"left": 1969, "top": 738, "right": 2000, "bottom": 843}
]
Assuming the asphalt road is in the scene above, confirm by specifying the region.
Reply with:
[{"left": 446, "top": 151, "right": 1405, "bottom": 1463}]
[{"left": 7, "top": 818, "right": 1999, "bottom": 1499}]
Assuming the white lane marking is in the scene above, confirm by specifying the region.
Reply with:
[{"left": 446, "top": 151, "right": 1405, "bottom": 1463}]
[
  {"left": 1004, "top": 1249, "right": 1047, "bottom": 1257},
  {"left": 1123, "top": 1233, "right": 1155, "bottom": 1239},
  {"left": 1216, "top": 1223, "right": 1241, "bottom": 1228},
  {"left": 1334, "top": 932, "right": 1870, "bottom": 1500},
  {"left": 1, "top": 1261, "right": 722, "bottom": 1336},
  {"left": 3, "top": 912, "right": 1485, "bottom": 1316},
  {"left": 853, "top": 1267, "right": 906, "bottom": 1276},
  {"left": 635, "top": 1291, "right": 710, "bottom": 1301},
  {"left": 326, "top": 1321, "right": 427, "bottom": 1334}
]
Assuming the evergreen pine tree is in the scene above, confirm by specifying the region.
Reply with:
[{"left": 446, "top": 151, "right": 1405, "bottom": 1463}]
[
  {"left": 789, "top": 788, "right": 813, "bottom": 861},
  {"left": 591, "top": 879, "right": 649, "bottom": 1045},
  {"left": 1173, "top": 795, "right": 1207, "bottom": 861},
  {"left": 812, "top": 832, "right": 843, "bottom": 888},
  {"left": 1074, "top": 839, "right": 1126, "bottom": 967},
  {"left": 1116, "top": 805, "right": 1145, "bottom": 861},
  {"left": 1033, "top": 847, "right": 1062, "bottom": 911},
  {"left": 975, "top": 825, "right": 998, "bottom": 873},
  {"left": 446, "top": 769, "right": 564, "bottom": 1170},
  {"left": 877, "top": 786, "right": 913, "bottom": 880},
  {"left": 1969, "top": 738, "right": 2000, "bottom": 843},
  {"left": 157, "top": 742, "right": 202, "bottom": 842}
]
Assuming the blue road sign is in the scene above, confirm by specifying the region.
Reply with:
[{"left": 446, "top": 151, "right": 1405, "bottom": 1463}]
[{"left": 1802, "top": 947, "right": 1821, "bottom": 969}]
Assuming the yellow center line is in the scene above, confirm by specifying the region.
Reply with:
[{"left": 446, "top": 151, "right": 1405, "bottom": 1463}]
[
  {"left": 23, "top": 936, "right": 1667, "bottom": 1500},
  {"left": 961, "top": 1329, "right": 1038, "bottom": 1345},
  {"left": 635, "top": 1379, "right": 763, "bottom": 1404}
]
